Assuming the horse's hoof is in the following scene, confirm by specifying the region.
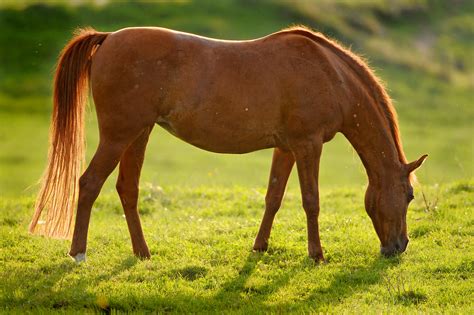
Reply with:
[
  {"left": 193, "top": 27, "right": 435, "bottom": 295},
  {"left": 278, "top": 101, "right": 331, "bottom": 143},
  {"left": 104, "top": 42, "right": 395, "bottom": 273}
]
[
  {"left": 134, "top": 252, "right": 151, "bottom": 260},
  {"left": 309, "top": 253, "right": 326, "bottom": 264},
  {"left": 70, "top": 252, "right": 86, "bottom": 263},
  {"left": 252, "top": 243, "right": 268, "bottom": 252}
]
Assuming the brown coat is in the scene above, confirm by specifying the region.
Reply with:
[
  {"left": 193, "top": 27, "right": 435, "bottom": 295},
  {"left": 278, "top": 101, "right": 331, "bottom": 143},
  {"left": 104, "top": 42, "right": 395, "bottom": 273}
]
[{"left": 30, "top": 26, "right": 427, "bottom": 262}]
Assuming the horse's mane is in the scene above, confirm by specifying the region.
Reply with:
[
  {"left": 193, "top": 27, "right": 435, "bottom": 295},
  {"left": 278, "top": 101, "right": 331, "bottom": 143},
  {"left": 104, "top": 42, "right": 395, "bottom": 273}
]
[{"left": 280, "top": 26, "right": 408, "bottom": 167}]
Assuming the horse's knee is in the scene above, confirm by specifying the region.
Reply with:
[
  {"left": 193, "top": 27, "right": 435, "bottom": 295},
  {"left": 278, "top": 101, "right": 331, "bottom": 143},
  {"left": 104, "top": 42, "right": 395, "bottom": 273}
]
[
  {"left": 302, "top": 193, "right": 319, "bottom": 215},
  {"left": 116, "top": 177, "right": 137, "bottom": 198},
  {"left": 115, "top": 178, "right": 125, "bottom": 196},
  {"left": 78, "top": 173, "right": 101, "bottom": 201},
  {"left": 265, "top": 194, "right": 283, "bottom": 213},
  {"left": 78, "top": 174, "right": 90, "bottom": 192}
]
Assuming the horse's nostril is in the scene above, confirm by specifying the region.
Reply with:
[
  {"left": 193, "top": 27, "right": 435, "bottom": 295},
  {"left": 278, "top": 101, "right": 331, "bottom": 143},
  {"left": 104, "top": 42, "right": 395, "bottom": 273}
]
[
  {"left": 395, "top": 238, "right": 408, "bottom": 252},
  {"left": 401, "top": 238, "right": 409, "bottom": 252}
]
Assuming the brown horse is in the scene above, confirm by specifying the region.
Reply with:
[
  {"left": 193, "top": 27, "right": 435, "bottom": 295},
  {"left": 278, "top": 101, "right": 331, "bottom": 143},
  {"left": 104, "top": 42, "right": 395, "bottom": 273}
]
[{"left": 29, "top": 26, "right": 427, "bottom": 263}]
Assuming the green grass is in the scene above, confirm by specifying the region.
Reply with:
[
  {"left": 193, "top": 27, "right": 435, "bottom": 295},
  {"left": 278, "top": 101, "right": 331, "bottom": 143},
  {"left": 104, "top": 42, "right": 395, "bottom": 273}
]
[{"left": 1, "top": 180, "right": 472, "bottom": 313}]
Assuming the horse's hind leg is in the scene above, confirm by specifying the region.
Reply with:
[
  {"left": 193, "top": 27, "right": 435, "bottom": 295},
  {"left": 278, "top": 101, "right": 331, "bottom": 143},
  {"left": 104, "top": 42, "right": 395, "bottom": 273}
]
[
  {"left": 116, "top": 126, "right": 153, "bottom": 259},
  {"left": 68, "top": 140, "right": 128, "bottom": 261},
  {"left": 292, "top": 138, "right": 324, "bottom": 262},
  {"left": 253, "top": 148, "right": 294, "bottom": 251}
]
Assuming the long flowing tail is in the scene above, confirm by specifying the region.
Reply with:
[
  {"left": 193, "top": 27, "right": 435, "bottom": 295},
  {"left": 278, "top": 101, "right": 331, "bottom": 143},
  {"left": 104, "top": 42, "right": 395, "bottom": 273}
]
[{"left": 29, "top": 28, "right": 109, "bottom": 239}]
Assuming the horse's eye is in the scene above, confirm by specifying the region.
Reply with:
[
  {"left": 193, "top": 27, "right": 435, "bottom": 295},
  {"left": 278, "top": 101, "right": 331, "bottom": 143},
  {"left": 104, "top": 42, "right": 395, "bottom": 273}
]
[{"left": 407, "top": 186, "right": 414, "bottom": 203}]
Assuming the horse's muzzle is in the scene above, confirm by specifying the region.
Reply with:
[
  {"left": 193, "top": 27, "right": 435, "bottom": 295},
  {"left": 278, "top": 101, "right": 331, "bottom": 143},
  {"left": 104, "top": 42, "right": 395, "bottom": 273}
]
[{"left": 380, "top": 237, "right": 409, "bottom": 257}]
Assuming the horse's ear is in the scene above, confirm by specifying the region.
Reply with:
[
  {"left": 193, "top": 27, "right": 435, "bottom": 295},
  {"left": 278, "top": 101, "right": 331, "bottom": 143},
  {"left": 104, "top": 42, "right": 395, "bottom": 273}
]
[{"left": 405, "top": 154, "right": 428, "bottom": 174}]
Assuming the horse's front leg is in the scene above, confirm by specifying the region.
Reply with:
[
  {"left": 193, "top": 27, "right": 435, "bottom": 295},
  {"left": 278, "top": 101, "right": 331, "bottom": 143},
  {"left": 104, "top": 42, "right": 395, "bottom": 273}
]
[
  {"left": 253, "top": 148, "right": 294, "bottom": 251},
  {"left": 116, "top": 126, "right": 153, "bottom": 259},
  {"left": 292, "top": 138, "right": 325, "bottom": 262}
]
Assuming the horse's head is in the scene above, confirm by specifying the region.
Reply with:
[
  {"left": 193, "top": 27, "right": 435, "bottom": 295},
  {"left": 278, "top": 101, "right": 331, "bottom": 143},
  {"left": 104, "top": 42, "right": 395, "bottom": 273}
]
[{"left": 365, "top": 154, "right": 428, "bottom": 257}]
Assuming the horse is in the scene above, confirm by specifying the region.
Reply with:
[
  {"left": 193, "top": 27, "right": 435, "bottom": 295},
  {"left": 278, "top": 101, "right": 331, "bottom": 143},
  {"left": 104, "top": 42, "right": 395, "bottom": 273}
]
[{"left": 29, "top": 26, "right": 427, "bottom": 263}]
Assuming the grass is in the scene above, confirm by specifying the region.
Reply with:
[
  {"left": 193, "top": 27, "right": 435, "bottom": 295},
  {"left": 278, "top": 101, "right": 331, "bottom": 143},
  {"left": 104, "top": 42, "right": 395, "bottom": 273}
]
[{"left": 0, "top": 180, "right": 472, "bottom": 313}]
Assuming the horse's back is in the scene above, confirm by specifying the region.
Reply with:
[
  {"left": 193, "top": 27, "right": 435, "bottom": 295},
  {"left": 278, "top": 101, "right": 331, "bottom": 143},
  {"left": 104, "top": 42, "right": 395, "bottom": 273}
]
[{"left": 91, "top": 27, "right": 344, "bottom": 152}]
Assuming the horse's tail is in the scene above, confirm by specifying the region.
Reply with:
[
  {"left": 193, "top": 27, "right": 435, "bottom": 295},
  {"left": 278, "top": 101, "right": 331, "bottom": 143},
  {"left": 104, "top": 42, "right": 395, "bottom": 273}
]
[{"left": 29, "top": 28, "right": 109, "bottom": 239}]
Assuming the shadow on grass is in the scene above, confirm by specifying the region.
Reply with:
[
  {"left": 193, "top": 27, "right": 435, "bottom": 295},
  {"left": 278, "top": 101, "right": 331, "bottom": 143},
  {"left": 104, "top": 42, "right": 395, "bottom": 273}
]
[
  {"left": 129, "top": 251, "right": 400, "bottom": 312},
  {"left": 0, "top": 260, "right": 75, "bottom": 308},
  {"left": 283, "top": 256, "right": 402, "bottom": 312},
  {"left": 1, "top": 246, "right": 400, "bottom": 312},
  {"left": 0, "top": 255, "right": 138, "bottom": 311},
  {"left": 216, "top": 253, "right": 400, "bottom": 312},
  {"left": 169, "top": 265, "right": 208, "bottom": 281}
]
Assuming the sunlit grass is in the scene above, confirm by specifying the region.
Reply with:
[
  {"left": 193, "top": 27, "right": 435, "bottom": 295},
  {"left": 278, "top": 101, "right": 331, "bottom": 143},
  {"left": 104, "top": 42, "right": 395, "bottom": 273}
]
[{"left": 0, "top": 180, "right": 472, "bottom": 312}]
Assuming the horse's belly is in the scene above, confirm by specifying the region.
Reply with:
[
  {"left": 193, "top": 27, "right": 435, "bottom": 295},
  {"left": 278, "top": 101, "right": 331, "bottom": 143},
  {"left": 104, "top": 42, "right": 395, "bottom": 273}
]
[{"left": 156, "top": 115, "right": 277, "bottom": 154}]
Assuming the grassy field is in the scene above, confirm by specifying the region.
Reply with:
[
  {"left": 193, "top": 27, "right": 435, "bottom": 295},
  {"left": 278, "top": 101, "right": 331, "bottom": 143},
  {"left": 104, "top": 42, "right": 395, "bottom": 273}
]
[
  {"left": 0, "top": 1, "right": 473, "bottom": 313},
  {"left": 1, "top": 180, "right": 473, "bottom": 313}
]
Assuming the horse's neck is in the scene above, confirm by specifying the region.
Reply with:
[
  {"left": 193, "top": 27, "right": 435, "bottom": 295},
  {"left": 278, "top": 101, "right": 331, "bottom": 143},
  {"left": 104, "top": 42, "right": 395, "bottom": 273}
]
[{"left": 341, "top": 100, "right": 402, "bottom": 186}]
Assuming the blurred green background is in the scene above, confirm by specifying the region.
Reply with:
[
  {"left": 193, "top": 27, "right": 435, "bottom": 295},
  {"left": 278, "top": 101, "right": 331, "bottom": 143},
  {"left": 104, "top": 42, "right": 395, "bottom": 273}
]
[{"left": 0, "top": 0, "right": 473, "bottom": 197}]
